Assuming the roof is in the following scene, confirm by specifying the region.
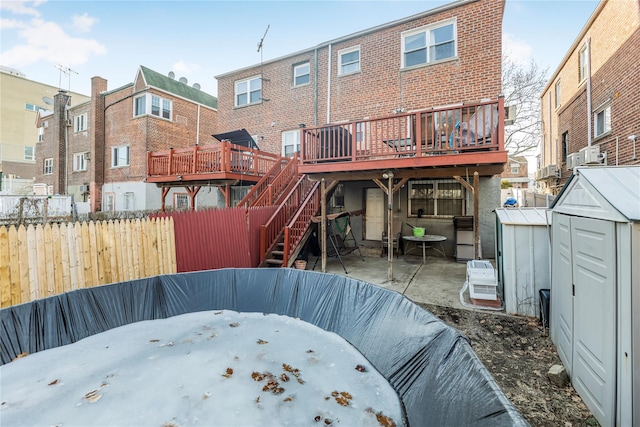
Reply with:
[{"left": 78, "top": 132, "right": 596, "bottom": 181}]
[
  {"left": 551, "top": 166, "right": 640, "bottom": 222},
  {"left": 139, "top": 66, "right": 217, "bottom": 109},
  {"left": 495, "top": 208, "right": 549, "bottom": 226}
]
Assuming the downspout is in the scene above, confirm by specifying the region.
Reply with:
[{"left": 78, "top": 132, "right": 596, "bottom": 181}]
[
  {"left": 314, "top": 48, "right": 318, "bottom": 126},
  {"left": 196, "top": 104, "right": 201, "bottom": 145},
  {"left": 586, "top": 37, "right": 592, "bottom": 147},
  {"left": 326, "top": 44, "right": 332, "bottom": 124}
]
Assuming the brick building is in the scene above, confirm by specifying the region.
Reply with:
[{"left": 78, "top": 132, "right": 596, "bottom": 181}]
[
  {"left": 213, "top": 0, "right": 507, "bottom": 257},
  {"left": 35, "top": 66, "right": 219, "bottom": 212},
  {"left": 537, "top": 0, "right": 640, "bottom": 194}
]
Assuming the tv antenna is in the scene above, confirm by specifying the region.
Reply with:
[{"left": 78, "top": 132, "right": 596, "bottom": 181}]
[
  {"left": 257, "top": 24, "right": 270, "bottom": 53},
  {"left": 54, "top": 64, "right": 78, "bottom": 92}
]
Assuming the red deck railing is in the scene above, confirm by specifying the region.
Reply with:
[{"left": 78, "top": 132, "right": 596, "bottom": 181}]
[{"left": 300, "top": 98, "right": 504, "bottom": 164}]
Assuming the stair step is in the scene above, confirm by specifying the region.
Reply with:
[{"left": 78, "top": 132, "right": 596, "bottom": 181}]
[
  {"left": 264, "top": 258, "right": 284, "bottom": 266},
  {"left": 272, "top": 250, "right": 284, "bottom": 256}
]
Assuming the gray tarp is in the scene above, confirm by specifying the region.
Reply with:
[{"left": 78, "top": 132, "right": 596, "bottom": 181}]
[{"left": 0, "top": 269, "right": 529, "bottom": 426}]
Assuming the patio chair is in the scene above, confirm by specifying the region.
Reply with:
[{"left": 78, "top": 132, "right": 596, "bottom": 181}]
[{"left": 381, "top": 230, "right": 402, "bottom": 257}]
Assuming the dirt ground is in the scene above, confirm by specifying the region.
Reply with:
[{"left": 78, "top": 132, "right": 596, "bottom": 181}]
[{"left": 419, "top": 303, "right": 599, "bottom": 427}]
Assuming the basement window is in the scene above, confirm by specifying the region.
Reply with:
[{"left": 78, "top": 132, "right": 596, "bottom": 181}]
[{"left": 408, "top": 179, "right": 464, "bottom": 218}]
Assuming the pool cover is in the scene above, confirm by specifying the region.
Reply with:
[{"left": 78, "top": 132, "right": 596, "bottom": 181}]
[{"left": 0, "top": 268, "right": 529, "bottom": 426}]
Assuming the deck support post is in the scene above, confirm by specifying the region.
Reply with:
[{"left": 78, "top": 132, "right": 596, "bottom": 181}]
[
  {"left": 384, "top": 171, "right": 394, "bottom": 282},
  {"left": 473, "top": 171, "right": 479, "bottom": 259},
  {"left": 186, "top": 186, "right": 201, "bottom": 211},
  {"left": 321, "top": 178, "right": 327, "bottom": 272},
  {"left": 160, "top": 187, "right": 170, "bottom": 212}
]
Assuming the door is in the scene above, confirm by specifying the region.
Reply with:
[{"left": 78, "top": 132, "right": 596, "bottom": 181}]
[
  {"left": 552, "top": 213, "right": 574, "bottom": 374},
  {"left": 571, "top": 216, "right": 616, "bottom": 427},
  {"left": 365, "top": 188, "right": 384, "bottom": 241}
]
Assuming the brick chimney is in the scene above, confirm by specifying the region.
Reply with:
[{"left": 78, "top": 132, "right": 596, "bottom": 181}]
[{"left": 90, "top": 76, "right": 107, "bottom": 212}]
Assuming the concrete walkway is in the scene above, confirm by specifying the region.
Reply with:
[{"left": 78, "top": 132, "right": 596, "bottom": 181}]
[{"left": 306, "top": 252, "right": 480, "bottom": 311}]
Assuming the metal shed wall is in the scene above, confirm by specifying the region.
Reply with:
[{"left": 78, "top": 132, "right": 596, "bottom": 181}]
[{"left": 494, "top": 208, "right": 551, "bottom": 317}]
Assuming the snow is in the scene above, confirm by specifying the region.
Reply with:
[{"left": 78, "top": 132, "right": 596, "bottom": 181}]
[{"left": 0, "top": 310, "right": 404, "bottom": 427}]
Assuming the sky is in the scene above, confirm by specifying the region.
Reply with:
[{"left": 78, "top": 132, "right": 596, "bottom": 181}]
[
  {"left": 0, "top": 0, "right": 599, "bottom": 99},
  {"left": 1, "top": 310, "right": 404, "bottom": 426}
]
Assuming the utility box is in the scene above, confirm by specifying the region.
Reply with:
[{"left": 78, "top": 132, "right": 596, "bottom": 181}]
[{"left": 467, "top": 260, "right": 497, "bottom": 300}]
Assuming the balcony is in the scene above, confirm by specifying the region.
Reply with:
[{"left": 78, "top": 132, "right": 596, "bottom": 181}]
[{"left": 299, "top": 98, "right": 507, "bottom": 178}]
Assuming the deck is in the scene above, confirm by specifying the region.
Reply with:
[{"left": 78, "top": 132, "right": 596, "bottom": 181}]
[{"left": 299, "top": 98, "right": 507, "bottom": 179}]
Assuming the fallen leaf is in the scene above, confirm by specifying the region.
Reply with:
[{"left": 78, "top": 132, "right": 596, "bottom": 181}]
[
  {"left": 355, "top": 364, "right": 367, "bottom": 372},
  {"left": 256, "top": 339, "right": 268, "bottom": 345},
  {"left": 48, "top": 379, "right": 59, "bottom": 386},
  {"left": 229, "top": 322, "right": 239, "bottom": 327}
]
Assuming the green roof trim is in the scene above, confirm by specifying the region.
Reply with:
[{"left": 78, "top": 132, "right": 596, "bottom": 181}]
[{"left": 140, "top": 66, "right": 217, "bottom": 109}]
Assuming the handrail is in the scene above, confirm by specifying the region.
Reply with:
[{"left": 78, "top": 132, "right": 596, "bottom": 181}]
[
  {"left": 259, "top": 175, "right": 315, "bottom": 264},
  {"left": 237, "top": 156, "right": 291, "bottom": 208},
  {"left": 281, "top": 181, "right": 320, "bottom": 266},
  {"left": 252, "top": 155, "right": 299, "bottom": 208}
]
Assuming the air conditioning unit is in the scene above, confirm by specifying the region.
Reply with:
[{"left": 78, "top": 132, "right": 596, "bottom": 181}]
[
  {"left": 504, "top": 105, "right": 517, "bottom": 126},
  {"left": 80, "top": 184, "right": 89, "bottom": 193},
  {"left": 566, "top": 153, "right": 579, "bottom": 170},
  {"left": 83, "top": 152, "right": 91, "bottom": 160},
  {"left": 66, "top": 119, "right": 73, "bottom": 127},
  {"left": 544, "top": 164, "right": 560, "bottom": 179},
  {"left": 534, "top": 169, "right": 542, "bottom": 181},
  {"left": 580, "top": 145, "right": 602, "bottom": 164}
]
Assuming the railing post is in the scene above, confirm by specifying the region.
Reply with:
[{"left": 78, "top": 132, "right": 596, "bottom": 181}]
[
  {"left": 259, "top": 225, "right": 266, "bottom": 264},
  {"left": 168, "top": 148, "right": 174, "bottom": 175},
  {"left": 192, "top": 146, "right": 198, "bottom": 174},
  {"left": 282, "top": 227, "right": 290, "bottom": 266},
  {"left": 498, "top": 95, "right": 505, "bottom": 151},
  {"left": 147, "top": 151, "right": 152, "bottom": 174}
]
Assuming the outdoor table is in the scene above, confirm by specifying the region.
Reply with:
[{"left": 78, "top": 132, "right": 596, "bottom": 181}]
[{"left": 402, "top": 234, "right": 447, "bottom": 264}]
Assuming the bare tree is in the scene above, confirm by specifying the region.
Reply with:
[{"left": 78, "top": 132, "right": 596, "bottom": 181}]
[{"left": 502, "top": 56, "right": 549, "bottom": 156}]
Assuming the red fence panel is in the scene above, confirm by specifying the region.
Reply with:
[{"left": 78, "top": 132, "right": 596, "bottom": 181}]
[{"left": 248, "top": 206, "right": 278, "bottom": 267}]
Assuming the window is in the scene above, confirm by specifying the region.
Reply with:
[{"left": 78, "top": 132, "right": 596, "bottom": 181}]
[
  {"left": 561, "top": 132, "right": 569, "bottom": 162},
  {"left": 578, "top": 44, "right": 587, "bottom": 82},
  {"left": 329, "top": 183, "right": 344, "bottom": 210},
  {"left": 38, "top": 126, "right": 44, "bottom": 142},
  {"left": 235, "top": 76, "right": 262, "bottom": 107},
  {"left": 24, "top": 146, "right": 35, "bottom": 161},
  {"left": 408, "top": 180, "right": 464, "bottom": 217},
  {"left": 73, "top": 152, "right": 87, "bottom": 171},
  {"left": 25, "top": 103, "right": 43, "bottom": 112},
  {"left": 44, "top": 158, "right": 53, "bottom": 175},
  {"left": 555, "top": 80, "right": 561, "bottom": 109},
  {"left": 175, "top": 193, "right": 189, "bottom": 210},
  {"left": 112, "top": 145, "right": 130, "bottom": 167},
  {"left": 402, "top": 19, "right": 456, "bottom": 68},
  {"left": 339, "top": 46, "right": 360, "bottom": 75},
  {"left": 282, "top": 130, "right": 300, "bottom": 157},
  {"left": 510, "top": 163, "right": 520, "bottom": 174},
  {"left": 123, "top": 192, "right": 135, "bottom": 211},
  {"left": 74, "top": 113, "right": 88, "bottom": 132},
  {"left": 593, "top": 104, "right": 611, "bottom": 138},
  {"left": 104, "top": 193, "right": 115, "bottom": 211},
  {"left": 293, "top": 62, "right": 310, "bottom": 86},
  {"left": 133, "top": 94, "right": 172, "bottom": 119}
]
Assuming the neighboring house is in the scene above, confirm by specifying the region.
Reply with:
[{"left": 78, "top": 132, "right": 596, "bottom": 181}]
[
  {"left": 537, "top": 0, "right": 640, "bottom": 194},
  {"left": 213, "top": 0, "right": 507, "bottom": 258},
  {"left": 500, "top": 156, "right": 530, "bottom": 206},
  {"left": 35, "top": 66, "right": 219, "bottom": 212},
  {"left": 0, "top": 66, "right": 90, "bottom": 194}
]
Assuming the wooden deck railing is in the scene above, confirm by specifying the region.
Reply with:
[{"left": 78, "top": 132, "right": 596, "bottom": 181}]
[
  {"left": 147, "top": 141, "right": 281, "bottom": 178},
  {"left": 236, "top": 157, "right": 291, "bottom": 208},
  {"left": 252, "top": 156, "right": 299, "bottom": 208},
  {"left": 282, "top": 181, "right": 320, "bottom": 266},
  {"left": 300, "top": 98, "right": 504, "bottom": 164}
]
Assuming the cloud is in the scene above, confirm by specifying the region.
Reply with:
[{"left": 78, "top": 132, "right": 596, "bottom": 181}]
[
  {"left": 503, "top": 33, "right": 532, "bottom": 65},
  {"left": 0, "top": 17, "right": 106, "bottom": 67},
  {"left": 0, "top": 0, "right": 44, "bottom": 17},
  {"left": 1, "top": 18, "right": 27, "bottom": 30},
  {"left": 72, "top": 13, "right": 97, "bottom": 33},
  {"left": 172, "top": 60, "right": 202, "bottom": 75}
]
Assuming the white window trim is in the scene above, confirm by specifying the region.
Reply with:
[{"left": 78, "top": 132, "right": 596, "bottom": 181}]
[
  {"left": 24, "top": 146, "right": 35, "bottom": 161},
  {"left": 73, "top": 152, "right": 87, "bottom": 171},
  {"left": 338, "top": 45, "right": 361, "bottom": 76},
  {"left": 234, "top": 75, "right": 262, "bottom": 107},
  {"left": 578, "top": 44, "right": 587, "bottom": 83},
  {"left": 133, "top": 94, "right": 172, "bottom": 120},
  {"left": 44, "top": 158, "right": 53, "bottom": 175},
  {"left": 281, "top": 130, "right": 301, "bottom": 157},
  {"left": 408, "top": 179, "right": 465, "bottom": 218},
  {"left": 112, "top": 145, "right": 130, "bottom": 168},
  {"left": 175, "top": 193, "right": 189, "bottom": 210},
  {"left": 554, "top": 80, "right": 561, "bottom": 109},
  {"left": 293, "top": 62, "right": 310, "bottom": 87},
  {"left": 74, "top": 113, "right": 88, "bottom": 133},
  {"left": 593, "top": 103, "right": 611, "bottom": 139},
  {"left": 104, "top": 192, "right": 115, "bottom": 212},
  {"left": 401, "top": 18, "right": 457, "bottom": 69},
  {"left": 123, "top": 192, "right": 136, "bottom": 211}
]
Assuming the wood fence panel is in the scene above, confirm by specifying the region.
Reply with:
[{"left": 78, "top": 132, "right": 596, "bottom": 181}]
[
  {"left": 95, "top": 221, "right": 106, "bottom": 285},
  {"left": 88, "top": 221, "right": 99, "bottom": 287},
  {"left": 59, "top": 223, "right": 71, "bottom": 293},
  {"left": 17, "top": 225, "right": 30, "bottom": 302},
  {"left": 131, "top": 219, "right": 142, "bottom": 279},
  {"left": 34, "top": 225, "right": 47, "bottom": 298},
  {"left": 51, "top": 224, "right": 64, "bottom": 296},
  {"left": 0, "top": 226, "right": 10, "bottom": 307},
  {"left": 26, "top": 225, "right": 39, "bottom": 300},
  {"left": 73, "top": 222, "right": 85, "bottom": 289},
  {"left": 7, "top": 226, "right": 20, "bottom": 305},
  {"left": 43, "top": 224, "right": 55, "bottom": 298}
]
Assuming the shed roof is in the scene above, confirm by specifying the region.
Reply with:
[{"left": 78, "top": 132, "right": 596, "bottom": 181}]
[
  {"left": 494, "top": 208, "right": 549, "bottom": 225},
  {"left": 551, "top": 166, "right": 640, "bottom": 222}
]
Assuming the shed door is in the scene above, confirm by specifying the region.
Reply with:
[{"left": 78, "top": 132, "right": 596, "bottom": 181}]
[
  {"left": 571, "top": 216, "right": 616, "bottom": 426},
  {"left": 552, "top": 213, "right": 574, "bottom": 373},
  {"left": 365, "top": 188, "right": 384, "bottom": 241}
]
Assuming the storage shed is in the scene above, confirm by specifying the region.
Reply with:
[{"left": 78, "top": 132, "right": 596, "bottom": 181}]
[
  {"left": 494, "top": 208, "right": 551, "bottom": 317},
  {"left": 550, "top": 166, "right": 640, "bottom": 427}
]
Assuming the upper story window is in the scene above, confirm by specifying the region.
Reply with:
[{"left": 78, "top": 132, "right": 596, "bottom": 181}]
[
  {"left": 73, "top": 152, "right": 87, "bottom": 171},
  {"left": 235, "top": 76, "right": 262, "bottom": 107},
  {"left": 408, "top": 179, "right": 464, "bottom": 218},
  {"left": 593, "top": 104, "right": 611, "bottom": 138},
  {"left": 510, "top": 163, "right": 520, "bottom": 174},
  {"left": 293, "top": 62, "right": 310, "bottom": 87},
  {"left": 24, "top": 146, "right": 35, "bottom": 161},
  {"left": 281, "top": 130, "right": 300, "bottom": 157},
  {"left": 578, "top": 44, "right": 587, "bottom": 83},
  {"left": 38, "top": 126, "right": 44, "bottom": 142},
  {"left": 44, "top": 158, "right": 53, "bottom": 175},
  {"left": 112, "top": 145, "right": 130, "bottom": 167},
  {"left": 134, "top": 94, "right": 172, "bottom": 119},
  {"left": 402, "top": 19, "right": 456, "bottom": 68},
  {"left": 338, "top": 46, "right": 360, "bottom": 75},
  {"left": 561, "top": 131, "right": 569, "bottom": 162},
  {"left": 554, "top": 80, "right": 561, "bottom": 109},
  {"left": 25, "top": 103, "right": 44, "bottom": 112},
  {"left": 74, "top": 113, "right": 88, "bottom": 132}
]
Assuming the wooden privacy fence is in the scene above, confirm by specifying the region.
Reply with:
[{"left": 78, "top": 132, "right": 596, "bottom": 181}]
[{"left": 0, "top": 217, "right": 176, "bottom": 308}]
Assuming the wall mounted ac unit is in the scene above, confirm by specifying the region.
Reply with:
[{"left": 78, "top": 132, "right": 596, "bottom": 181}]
[
  {"left": 580, "top": 145, "right": 603, "bottom": 164},
  {"left": 83, "top": 152, "right": 90, "bottom": 160},
  {"left": 566, "top": 153, "right": 579, "bottom": 169},
  {"left": 80, "top": 184, "right": 89, "bottom": 193},
  {"left": 544, "top": 164, "right": 560, "bottom": 179},
  {"left": 66, "top": 119, "right": 72, "bottom": 127},
  {"left": 504, "top": 105, "right": 516, "bottom": 126},
  {"left": 534, "top": 169, "right": 542, "bottom": 181}
]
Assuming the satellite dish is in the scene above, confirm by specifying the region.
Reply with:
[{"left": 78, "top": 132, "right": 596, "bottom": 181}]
[
  {"left": 42, "top": 96, "right": 54, "bottom": 105},
  {"left": 179, "top": 77, "right": 188, "bottom": 84},
  {"left": 168, "top": 71, "right": 175, "bottom": 79},
  {"left": 192, "top": 83, "right": 201, "bottom": 90}
]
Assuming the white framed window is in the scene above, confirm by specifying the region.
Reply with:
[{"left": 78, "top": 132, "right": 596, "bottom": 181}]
[
  {"left": 554, "top": 80, "right": 561, "bottom": 109},
  {"left": 25, "top": 103, "right": 43, "bottom": 112},
  {"left": 175, "top": 193, "right": 189, "bottom": 210},
  {"left": 593, "top": 104, "right": 611, "bottom": 138},
  {"left": 235, "top": 76, "right": 262, "bottom": 107},
  {"left": 578, "top": 44, "right": 587, "bottom": 82},
  {"left": 123, "top": 192, "right": 135, "bottom": 211},
  {"left": 104, "top": 192, "right": 115, "bottom": 211},
  {"left": 24, "top": 146, "right": 35, "bottom": 161},
  {"left": 74, "top": 113, "right": 88, "bottom": 132},
  {"left": 112, "top": 145, "right": 130, "bottom": 167},
  {"left": 408, "top": 180, "right": 464, "bottom": 218},
  {"left": 510, "top": 163, "right": 520, "bottom": 174},
  {"left": 281, "top": 130, "right": 300, "bottom": 157},
  {"left": 38, "top": 126, "right": 44, "bottom": 142},
  {"left": 73, "top": 152, "right": 87, "bottom": 171},
  {"left": 44, "top": 158, "right": 53, "bottom": 175},
  {"left": 134, "top": 94, "right": 172, "bottom": 119},
  {"left": 293, "top": 62, "right": 310, "bottom": 87},
  {"left": 338, "top": 46, "right": 360, "bottom": 75},
  {"left": 402, "top": 18, "right": 456, "bottom": 68}
]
